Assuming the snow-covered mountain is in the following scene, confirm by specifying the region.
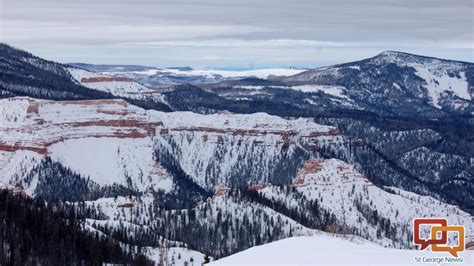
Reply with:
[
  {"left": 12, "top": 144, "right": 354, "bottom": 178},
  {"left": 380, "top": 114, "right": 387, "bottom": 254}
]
[{"left": 283, "top": 51, "right": 473, "bottom": 116}]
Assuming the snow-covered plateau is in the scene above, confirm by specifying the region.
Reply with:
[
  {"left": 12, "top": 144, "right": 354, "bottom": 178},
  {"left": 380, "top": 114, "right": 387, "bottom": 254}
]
[{"left": 0, "top": 96, "right": 336, "bottom": 194}]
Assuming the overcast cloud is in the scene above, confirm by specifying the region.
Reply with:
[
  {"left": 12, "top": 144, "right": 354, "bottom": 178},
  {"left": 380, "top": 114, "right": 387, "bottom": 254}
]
[{"left": 0, "top": 0, "right": 472, "bottom": 68}]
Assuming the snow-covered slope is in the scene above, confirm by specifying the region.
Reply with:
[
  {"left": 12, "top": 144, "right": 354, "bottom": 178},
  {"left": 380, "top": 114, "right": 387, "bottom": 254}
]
[
  {"left": 215, "top": 84, "right": 358, "bottom": 108},
  {"left": 77, "top": 158, "right": 472, "bottom": 258},
  {"left": 79, "top": 188, "right": 320, "bottom": 258},
  {"left": 144, "top": 246, "right": 206, "bottom": 266},
  {"left": 210, "top": 235, "right": 473, "bottom": 265},
  {"left": 68, "top": 67, "right": 168, "bottom": 104}
]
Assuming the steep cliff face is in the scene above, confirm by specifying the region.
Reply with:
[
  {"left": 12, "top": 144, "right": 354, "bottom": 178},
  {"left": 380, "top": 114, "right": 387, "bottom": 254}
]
[
  {"left": 154, "top": 111, "right": 339, "bottom": 189},
  {"left": 0, "top": 97, "right": 171, "bottom": 194},
  {"left": 0, "top": 97, "right": 339, "bottom": 195}
]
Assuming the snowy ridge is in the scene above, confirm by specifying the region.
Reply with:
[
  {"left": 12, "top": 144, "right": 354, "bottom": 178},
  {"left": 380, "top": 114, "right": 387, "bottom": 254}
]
[
  {"left": 291, "top": 84, "right": 347, "bottom": 97},
  {"left": 370, "top": 51, "right": 468, "bottom": 69},
  {"left": 0, "top": 97, "right": 159, "bottom": 151},
  {"left": 158, "top": 111, "right": 334, "bottom": 134},
  {"left": 284, "top": 65, "right": 344, "bottom": 83},
  {"left": 67, "top": 67, "right": 168, "bottom": 104}
]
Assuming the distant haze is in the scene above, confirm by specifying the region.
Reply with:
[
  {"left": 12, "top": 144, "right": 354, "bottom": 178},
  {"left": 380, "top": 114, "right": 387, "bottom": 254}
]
[{"left": 1, "top": 0, "right": 473, "bottom": 68}]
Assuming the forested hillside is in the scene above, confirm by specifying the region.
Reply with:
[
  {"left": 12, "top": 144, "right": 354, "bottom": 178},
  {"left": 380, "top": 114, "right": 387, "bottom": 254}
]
[{"left": 0, "top": 189, "right": 152, "bottom": 265}]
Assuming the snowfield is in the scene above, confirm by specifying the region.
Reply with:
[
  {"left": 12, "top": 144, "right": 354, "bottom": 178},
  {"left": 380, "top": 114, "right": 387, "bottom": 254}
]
[
  {"left": 290, "top": 84, "right": 347, "bottom": 98},
  {"left": 413, "top": 67, "right": 470, "bottom": 109},
  {"left": 48, "top": 137, "right": 173, "bottom": 191},
  {"left": 210, "top": 235, "right": 473, "bottom": 265},
  {"left": 232, "top": 84, "right": 349, "bottom": 99},
  {"left": 144, "top": 246, "right": 206, "bottom": 266}
]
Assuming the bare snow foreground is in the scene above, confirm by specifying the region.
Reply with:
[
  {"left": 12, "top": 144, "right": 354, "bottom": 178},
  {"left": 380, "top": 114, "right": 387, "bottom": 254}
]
[{"left": 210, "top": 236, "right": 473, "bottom": 266}]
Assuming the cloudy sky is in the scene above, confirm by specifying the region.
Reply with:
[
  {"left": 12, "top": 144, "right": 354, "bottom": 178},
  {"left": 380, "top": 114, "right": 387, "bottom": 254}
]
[{"left": 1, "top": 0, "right": 473, "bottom": 69}]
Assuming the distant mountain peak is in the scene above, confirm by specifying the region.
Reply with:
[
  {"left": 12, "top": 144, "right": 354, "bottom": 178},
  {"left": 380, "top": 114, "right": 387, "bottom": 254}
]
[
  {"left": 0, "top": 42, "right": 16, "bottom": 51},
  {"left": 370, "top": 50, "right": 424, "bottom": 64},
  {"left": 370, "top": 50, "right": 469, "bottom": 66},
  {"left": 377, "top": 50, "right": 406, "bottom": 56}
]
